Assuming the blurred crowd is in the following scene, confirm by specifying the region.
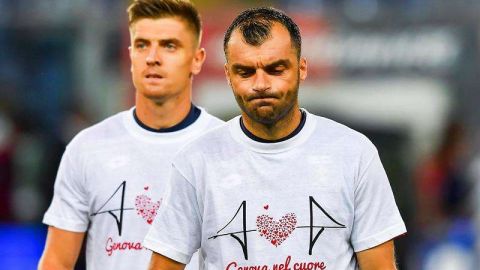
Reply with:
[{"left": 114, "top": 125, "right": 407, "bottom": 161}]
[{"left": 1, "top": 0, "right": 480, "bottom": 269}]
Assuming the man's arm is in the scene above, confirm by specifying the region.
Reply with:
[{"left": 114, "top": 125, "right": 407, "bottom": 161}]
[
  {"left": 148, "top": 252, "right": 186, "bottom": 270},
  {"left": 356, "top": 240, "right": 397, "bottom": 270},
  {"left": 37, "top": 226, "right": 85, "bottom": 270}
]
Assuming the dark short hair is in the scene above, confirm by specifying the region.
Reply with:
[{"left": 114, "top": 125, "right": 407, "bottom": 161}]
[
  {"left": 224, "top": 7, "right": 302, "bottom": 59},
  {"left": 127, "top": 0, "right": 201, "bottom": 41}
]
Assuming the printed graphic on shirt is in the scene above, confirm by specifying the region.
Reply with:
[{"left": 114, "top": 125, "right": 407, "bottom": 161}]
[
  {"left": 90, "top": 181, "right": 133, "bottom": 236},
  {"left": 91, "top": 181, "right": 161, "bottom": 256},
  {"left": 209, "top": 196, "right": 346, "bottom": 268},
  {"left": 105, "top": 237, "right": 143, "bottom": 256},
  {"left": 135, "top": 186, "right": 162, "bottom": 225},
  {"left": 225, "top": 255, "right": 327, "bottom": 270},
  {"left": 257, "top": 213, "right": 297, "bottom": 247}
]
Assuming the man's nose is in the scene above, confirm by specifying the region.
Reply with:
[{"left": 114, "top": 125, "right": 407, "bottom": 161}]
[
  {"left": 146, "top": 46, "right": 161, "bottom": 66},
  {"left": 252, "top": 70, "right": 271, "bottom": 92}
]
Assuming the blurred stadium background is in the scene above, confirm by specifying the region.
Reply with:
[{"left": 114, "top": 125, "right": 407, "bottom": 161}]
[{"left": 0, "top": 0, "right": 479, "bottom": 269}]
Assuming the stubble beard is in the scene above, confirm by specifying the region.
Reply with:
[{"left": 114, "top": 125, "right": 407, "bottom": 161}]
[{"left": 234, "top": 75, "right": 300, "bottom": 127}]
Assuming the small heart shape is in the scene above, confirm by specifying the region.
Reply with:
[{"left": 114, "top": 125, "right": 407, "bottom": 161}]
[
  {"left": 144, "top": 186, "right": 149, "bottom": 191},
  {"left": 264, "top": 205, "right": 269, "bottom": 210},
  {"left": 256, "top": 213, "right": 297, "bottom": 247},
  {"left": 135, "top": 194, "right": 160, "bottom": 225}
]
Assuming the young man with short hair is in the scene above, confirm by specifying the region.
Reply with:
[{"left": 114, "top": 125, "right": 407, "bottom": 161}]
[
  {"left": 145, "top": 7, "right": 406, "bottom": 270},
  {"left": 38, "top": 1, "right": 223, "bottom": 269}
]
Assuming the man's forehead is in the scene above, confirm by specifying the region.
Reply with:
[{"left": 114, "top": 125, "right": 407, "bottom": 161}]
[
  {"left": 129, "top": 17, "right": 192, "bottom": 38},
  {"left": 227, "top": 24, "right": 296, "bottom": 64},
  {"left": 230, "top": 55, "right": 291, "bottom": 68}
]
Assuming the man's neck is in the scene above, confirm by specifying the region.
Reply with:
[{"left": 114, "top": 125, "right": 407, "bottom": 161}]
[
  {"left": 134, "top": 92, "right": 192, "bottom": 130},
  {"left": 242, "top": 105, "right": 302, "bottom": 141}
]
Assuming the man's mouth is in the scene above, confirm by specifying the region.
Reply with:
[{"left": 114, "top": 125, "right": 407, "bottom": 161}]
[
  {"left": 248, "top": 95, "right": 277, "bottom": 102},
  {"left": 145, "top": 74, "right": 163, "bottom": 79}
]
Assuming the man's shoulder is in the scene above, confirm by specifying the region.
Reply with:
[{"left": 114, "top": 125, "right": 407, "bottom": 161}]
[
  {"left": 309, "top": 113, "right": 375, "bottom": 150},
  {"left": 197, "top": 107, "right": 224, "bottom": 128},
  {"left": 177, "top": 119, "right": 231, "bottom": 154},
  {"left": 67, "top": 110, "right": 129, "bottom": 148}
]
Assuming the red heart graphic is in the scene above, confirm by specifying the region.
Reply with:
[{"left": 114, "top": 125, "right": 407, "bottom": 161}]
[
  {"left": 256, "top": 213, "right": 297, "bottom": 247},
  {"left": 264, "top": 205, "right": 269, "bottom": 210},
  {"left": 144, "top": 186, "right": 149, "bottom": 190},
  {"left": 135, "top": 195, "right": 161, "bottom": 224}
]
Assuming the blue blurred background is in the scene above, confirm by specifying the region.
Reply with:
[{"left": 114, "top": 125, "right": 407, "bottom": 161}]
[{"left": 0, "top": 0, "right": 479, "bottom": 269}]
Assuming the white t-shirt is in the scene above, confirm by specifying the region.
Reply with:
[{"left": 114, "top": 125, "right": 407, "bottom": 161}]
[
  {"left": 43, "top": 107, "right": 223, "bottom": 270},
  {"left": 144, "top": 110, "right": 406, "bottom": 270}
]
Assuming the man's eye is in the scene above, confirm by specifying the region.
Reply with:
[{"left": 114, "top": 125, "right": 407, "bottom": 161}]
[
  {"left": 238, "top": 70, "right": 254, "bottom": 78},
  {"left": 268, "top": 68, "right": 285, "bottom": 75},
  {"left": 135, "top": 43, "right": 147, "bottom": 49},
  {"left": 165, "top": 43, "right": 176, "bottom": 50}
]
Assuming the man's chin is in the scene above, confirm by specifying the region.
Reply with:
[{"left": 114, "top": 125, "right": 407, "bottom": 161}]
[
  {"left": 248, "top": 109, "right": 278, "bottom": 125},
  {"left": 137, "top": 89, "right": 170, "bottom": 104},
  {"left": 142, "top": 85, "right": 169, "bottom": 96}
]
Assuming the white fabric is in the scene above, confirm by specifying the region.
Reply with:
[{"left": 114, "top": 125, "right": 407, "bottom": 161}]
[
  {"left": 43, "top": 107, "right": 223, "bottom": 270},
  {"left": 144, "top": 110, "right": 406, "bottom": 270}
]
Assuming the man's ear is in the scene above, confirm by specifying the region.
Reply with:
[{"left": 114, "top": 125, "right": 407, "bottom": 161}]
[
  {"left": 191, "top": 48, "right": 206, "bottom": 75},
  {"left": 299, "top": 57, "right": 307, "bottom": 81},
  {"left": 224, "top": 63, "right": 232, "bottom": 86}
]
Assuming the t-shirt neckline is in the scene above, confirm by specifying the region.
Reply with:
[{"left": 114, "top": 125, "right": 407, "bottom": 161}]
[
  {"left": 229, "top": 109, "right": 316, "bottom": 153},
  {"left": 239, "top": 110, "right": 307, "bottom": 143},
  {"left": 133, "top": 104, "right": 201, "bottom": 133},
  {"left": 123, "top": 106, "right": 210, "bottom": 144}
]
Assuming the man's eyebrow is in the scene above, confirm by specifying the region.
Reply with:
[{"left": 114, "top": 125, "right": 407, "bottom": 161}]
[
  {"left": 133, "top": 38, "right": 182, "bottom": 45},
  {"left": 231, "top": 59, "right": 292, "bottom": 71},
  {"left": 133, "top": 38, "right": 149, "bottom": 44},
  {"left": 159, "top": 38, "right": 182, "bottom": 45},
  {"left": 231, "top": 63, "right": 255, "bottom": 71}
]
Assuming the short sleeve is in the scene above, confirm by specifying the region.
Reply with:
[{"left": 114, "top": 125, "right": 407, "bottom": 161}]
[
  {"left": 351, "top": 146, "right": 406, "bottom": 252},
  {"left": 143, "top": 164, "right": 202, "bottom": 264},
  {"left": 42, "top": 143, "right": 90, "bottom": 232}
]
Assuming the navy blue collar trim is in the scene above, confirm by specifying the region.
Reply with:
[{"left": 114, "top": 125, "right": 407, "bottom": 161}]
[
  {"left": 133, "top": 104, "right": 201, "bottom": 133},
  {"left": 240, "top": 110, "right": 306, "bottom": 143}
]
